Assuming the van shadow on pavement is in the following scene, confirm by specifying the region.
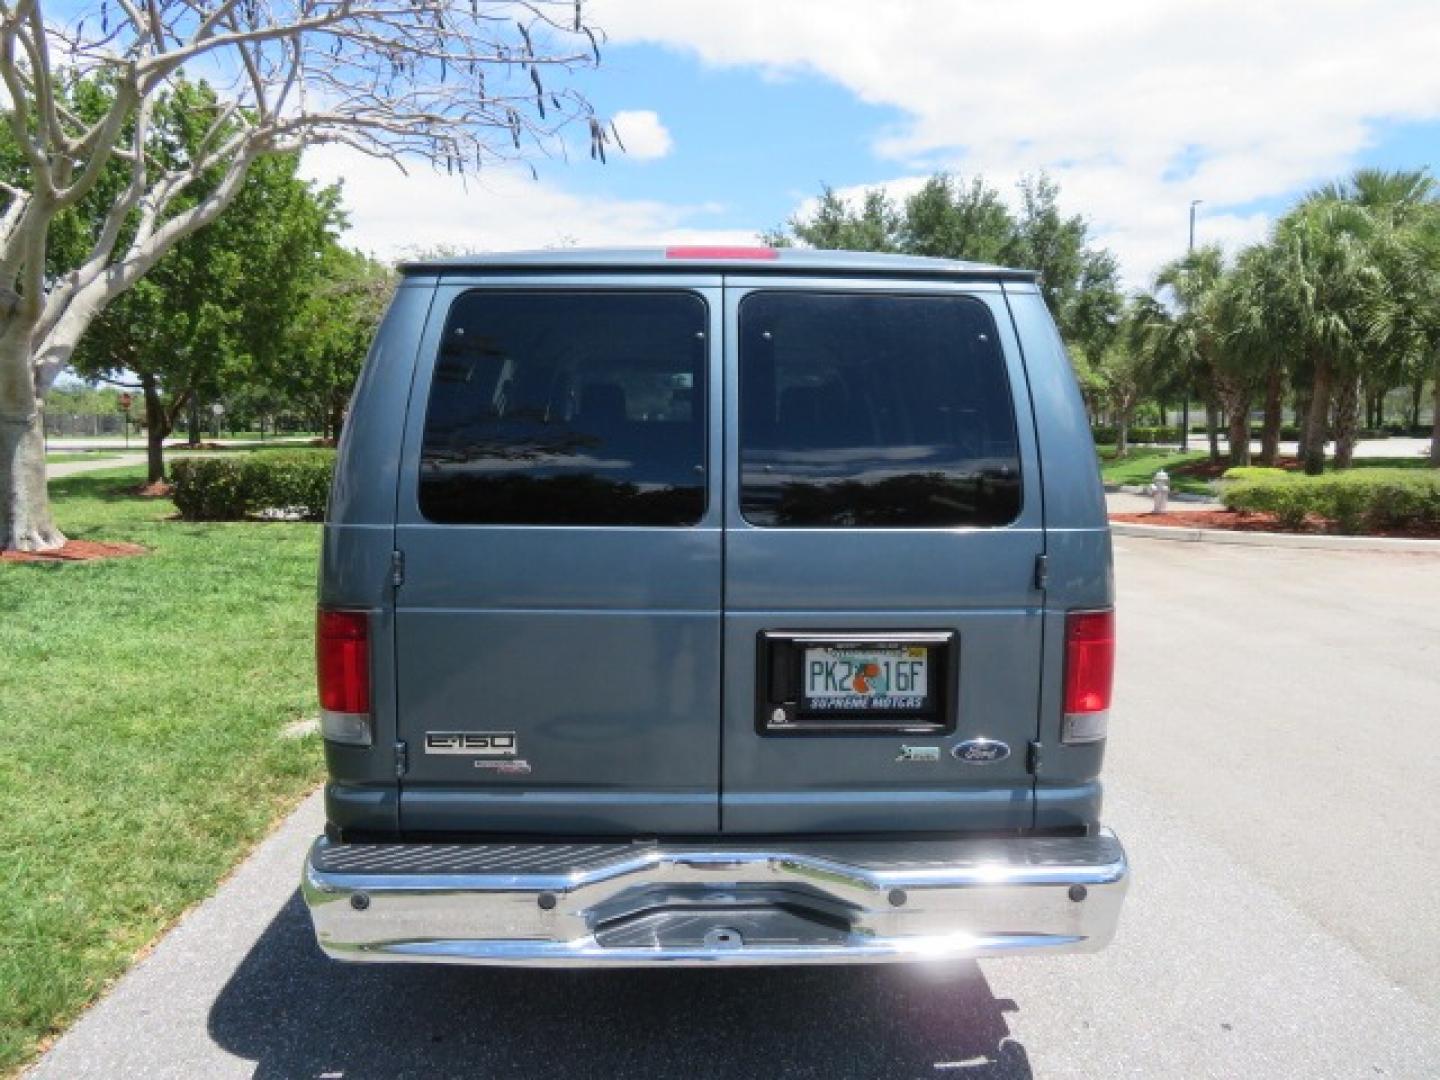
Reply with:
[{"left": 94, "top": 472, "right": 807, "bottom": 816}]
[{"left": 208, "top": 891, "right": 1032, "bottom": 1079}]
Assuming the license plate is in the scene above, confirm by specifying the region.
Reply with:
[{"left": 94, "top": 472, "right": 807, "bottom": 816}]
[{"left": 802, "top": 645, "right": 930, "bottom": 712}]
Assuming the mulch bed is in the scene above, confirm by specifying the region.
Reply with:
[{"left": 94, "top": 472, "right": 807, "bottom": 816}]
[
  {"left": 1, "top": 539, "right": 149, "bottom": 564},
  {"left": 1167, "top": 455, "right": 1303, "bottom": 481},
  {"left": 1109, "top": 510, "right": 1440, "bottom": 540}
]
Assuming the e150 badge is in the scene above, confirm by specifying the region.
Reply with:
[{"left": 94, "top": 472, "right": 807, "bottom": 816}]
[{"left": 425, "top": 731, "right": 517, "bottom": 757}]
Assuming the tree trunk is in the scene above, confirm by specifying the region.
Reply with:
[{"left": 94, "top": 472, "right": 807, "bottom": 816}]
[
  {"left": 328, "top": 399, "right": 345, "bottom": 444},
  {"left": 141, "top": 373, "right": 170, "bottom": 483},
  {"left": 187, "top": 398, "right": 201, "bottom": 447},
  {"left": 1205, "top": 400, "right": 1221, "bottom": 462},
  {"left": 1411, "top": 379, "right": 1425, "bottom": 431},
  {"left": 1431, "top": 357, "right": 1440, "bottom": 467},
  {"left": 1260, "top": 369, "right": 1284, "bottom": 466},
  {"left": 1, "top": 405, "right": 66, "bottom": 552},
  {"left": 1294, "top": 385, "right": 1312, "bottom": 464},
  {"left": 1226, "top": 402, "right": 1252, "bottom": 467},
  {"left": 1303, "top": 360, "right": 1332, "bottom": 475},
  {"left": 1332, "top": 373, "right": 1361, "bottom": 470}
]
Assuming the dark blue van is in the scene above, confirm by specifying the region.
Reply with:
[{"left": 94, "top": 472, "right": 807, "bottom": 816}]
[{"left": 303, "top": 247, "right": 1128, "bottom": 966}]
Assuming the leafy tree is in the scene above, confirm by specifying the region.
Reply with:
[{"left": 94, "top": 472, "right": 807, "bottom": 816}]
[
  {"left": 1091, "top": 308, "right": 1160, "bottom": 457},
  {"left": 899, "top": 174, "right": 1015, "bottom": 264},
  {"left": 766, "top": 186, "right": 902, "bottom": 252},
  {"left": 259, "top": 247, "right": 394, "bottom": 441},
  {"left": 70, "top": 144, "right": 341, "bottom": 481},
  {"left": 770, "top": 171, "right": 1123, "bottom": 361}
]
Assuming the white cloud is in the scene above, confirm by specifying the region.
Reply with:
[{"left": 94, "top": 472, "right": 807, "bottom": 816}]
[
  {"left": 300, "top": 145, "right": 754, "bottom": 261},
  {"left": 593, "top": 0, "right": 1440, "bottom": 285},
  {"left": 610, "top": 109, "right": 674, "bottom": 160}
]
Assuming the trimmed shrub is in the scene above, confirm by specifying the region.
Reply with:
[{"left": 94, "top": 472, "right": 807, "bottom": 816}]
[
  {"left": 1091, "top": 425, "right": 1183, "bottom": 445},
  {"left": 171, "top": 451, "right": 334, "bottom": 522},
  {"left": 1222, "top": 470, "right": 1440, "bottom": 534},
  {"left": 1244, "top": 423, "right": 1301, "bottom": 440}
]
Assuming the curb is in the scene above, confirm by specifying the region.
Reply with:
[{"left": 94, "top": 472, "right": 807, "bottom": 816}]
[{"left": 1110, "top": 521, "right": 1440, "bottom": 553}]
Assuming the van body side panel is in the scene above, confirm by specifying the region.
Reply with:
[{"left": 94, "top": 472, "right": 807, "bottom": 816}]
[
  {"left": 319, "top": 282, "right": 436, "bottom": 834},
  {"left": 1003, "top": 283, "right": 1113, "bottom": 830},
  {"left": 718, "top": 279, "right": 1045, "bottom": 834},
  {"left": 391, "top": 277, "right": 724, "bottom": 835}
]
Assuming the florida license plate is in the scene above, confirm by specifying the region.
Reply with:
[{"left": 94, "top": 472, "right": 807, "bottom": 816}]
[{"left": 802, "top": 645, "right": 930, "bottom": 712}]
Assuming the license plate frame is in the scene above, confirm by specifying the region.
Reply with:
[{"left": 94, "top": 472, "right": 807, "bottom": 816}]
[{"left": 756, "top": 631, "right": 957, "bottom": 735}]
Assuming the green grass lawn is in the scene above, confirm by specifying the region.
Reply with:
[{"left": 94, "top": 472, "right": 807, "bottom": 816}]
[
  {"left": 1097, "top": 445, "right": 1435, "bottom": 500},
  {"left": 1096, "top": 447, "right": 1213, "bottom": 494},
  {"left": 0, "top": 469, "right": 323, "bottom": 1074},
  {"left": 44, "top": 453, "right": 119, "bottom": 465}
]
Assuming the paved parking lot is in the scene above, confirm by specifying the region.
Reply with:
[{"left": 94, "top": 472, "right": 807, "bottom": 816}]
[{"left": 30, "top": 537, "right": 1440, "bottom": 1078}]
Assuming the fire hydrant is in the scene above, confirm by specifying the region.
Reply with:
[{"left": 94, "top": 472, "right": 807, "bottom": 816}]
[{"left": 1148, "top": 469, "right": 1171, "bottom": 514}]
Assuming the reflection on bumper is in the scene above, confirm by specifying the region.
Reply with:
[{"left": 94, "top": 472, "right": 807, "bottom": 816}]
[{"left": 302, "top": 831, "right": 1129, "bottom": 967}]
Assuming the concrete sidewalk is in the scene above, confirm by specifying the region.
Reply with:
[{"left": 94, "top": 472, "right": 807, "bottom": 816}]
[
  {"left": 46, "top": 453, "right": 147, "bottom": 479},
  {"left": 1141, "top": 434, "right": 1433, "bottom": 461},
  {"left": 1105, "top": 490, "right": 1222, "bottom": 514},
  {"left": 46, "top": 436, "right": 315, "bottom": 452}
]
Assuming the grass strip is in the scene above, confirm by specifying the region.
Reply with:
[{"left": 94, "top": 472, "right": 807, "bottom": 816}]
[{"left": 0, "top": 468, "right": 323, "bottom": 1073}]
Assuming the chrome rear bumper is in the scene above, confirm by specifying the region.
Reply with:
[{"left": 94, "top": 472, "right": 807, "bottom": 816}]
[{"left": 302, "top": 831, "right": 1128, "bottom": 967}]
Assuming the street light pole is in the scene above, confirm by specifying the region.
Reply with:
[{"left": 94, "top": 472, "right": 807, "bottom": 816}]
[{"left": 1180, "top": 199, "right": 1202, "bottom": 451}]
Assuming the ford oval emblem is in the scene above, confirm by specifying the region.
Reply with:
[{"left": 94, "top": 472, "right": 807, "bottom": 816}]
[{"left": 952, "top": 739, "right": 1011, "bottom": 764}]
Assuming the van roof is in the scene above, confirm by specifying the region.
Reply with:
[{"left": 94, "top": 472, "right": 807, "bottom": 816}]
[{"left": 399, "top": 246, "right": 1038, "bottom": 282}]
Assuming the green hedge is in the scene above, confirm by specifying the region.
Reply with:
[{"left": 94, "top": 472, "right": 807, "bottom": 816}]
[
  {"left": 1091, "top": 425, "right": 1183, "bottom": 444},
  {"left": 1221, "top": 470, "right": 1440, "bottom": 533},
  {"left": 171, "top": 451, "right": 334, "bottom": 522}
]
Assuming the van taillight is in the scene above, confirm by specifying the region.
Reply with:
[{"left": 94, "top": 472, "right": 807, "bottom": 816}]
[
  {"left": 317, "top": 608, "right": 372, "bottom": 745},
  {"left": 1062, "top": 609, "right": 1114, "bottom": 744}
]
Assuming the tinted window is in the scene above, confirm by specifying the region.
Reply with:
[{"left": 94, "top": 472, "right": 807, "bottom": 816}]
[
  {"left": 739, "top": 292, "right": 1021, "bottom": 527},
  {"left": 419, "top": 291, "right": 707, "bottom": 525}
]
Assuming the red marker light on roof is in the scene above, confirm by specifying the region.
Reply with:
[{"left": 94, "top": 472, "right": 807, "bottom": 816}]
[{"left": 665, "top": 245, "right": 778, "bottom": 260}]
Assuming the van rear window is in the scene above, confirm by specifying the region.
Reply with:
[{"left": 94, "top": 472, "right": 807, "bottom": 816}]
[
  {"left": 418, "top": 291, "right": 707, "bottom": 526},
  {"left": 738, "top": 292, "right": 1021, "bottom": 528}
]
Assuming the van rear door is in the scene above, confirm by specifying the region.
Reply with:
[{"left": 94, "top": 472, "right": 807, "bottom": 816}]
[
  {"left": 719, "top": 281, "right": 1044, "bottom": 833},
  {"left": 392, "top": 279, "right": 723, "bottom": 834}
]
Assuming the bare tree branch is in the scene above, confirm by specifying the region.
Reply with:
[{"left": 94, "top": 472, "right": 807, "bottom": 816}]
[{"left": 1, "top": 0, "right": 611, "bottom": 549}]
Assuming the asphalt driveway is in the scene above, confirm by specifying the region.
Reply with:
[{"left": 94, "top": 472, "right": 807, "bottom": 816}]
[{"left": 28, "top": 537, "right": 1440, "bottom": 1078}]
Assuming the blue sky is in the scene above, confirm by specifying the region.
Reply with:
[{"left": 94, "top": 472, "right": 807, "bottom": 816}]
[
  {"left": 302, "top": 1, "right": 1440, "bottom": 289},
  {"left": 558, "top": 44, "right": 910, "bottom": 227}
]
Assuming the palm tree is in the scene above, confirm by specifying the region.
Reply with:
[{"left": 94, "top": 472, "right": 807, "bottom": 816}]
[
  {"left": 1366, "top": 202, "right": 1440, "bottom": 467},
  {"left": 1271, "top": 199, "right": 1379, "bottom": 473},
  {"left": 1215, "top": 243, "right": 1296, "bottom": 465},
  {"left": 1300, "top": 169, "right": 1436, "bottom": 468},
  {"left": 1152, "top": 245, "right": 1228, "bottom": 462}
]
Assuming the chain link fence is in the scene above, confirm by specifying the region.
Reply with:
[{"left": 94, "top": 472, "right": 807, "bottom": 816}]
[{"left": 43, "top": 412, "right": 130, "bottom": 437}]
